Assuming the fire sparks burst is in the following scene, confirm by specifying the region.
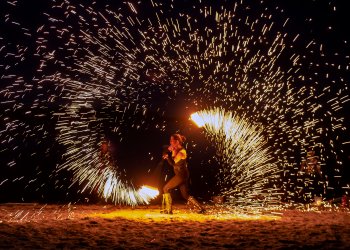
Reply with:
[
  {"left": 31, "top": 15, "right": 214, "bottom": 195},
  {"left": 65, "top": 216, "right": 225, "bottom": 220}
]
[
  {"left": 191, "top": 108, "right": 279, "bottom": 203},
  {"left": 0, "top": 0, "right": 349, "bottom": 205}
]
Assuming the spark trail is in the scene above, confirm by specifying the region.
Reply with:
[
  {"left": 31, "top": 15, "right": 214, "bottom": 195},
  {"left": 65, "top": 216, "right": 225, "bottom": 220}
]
[
  {"left": 192, "top": 108, "right": 279, "bottom": 204},
  {"left": 0, "top": 0, "right": 349, "bottom": 205}
]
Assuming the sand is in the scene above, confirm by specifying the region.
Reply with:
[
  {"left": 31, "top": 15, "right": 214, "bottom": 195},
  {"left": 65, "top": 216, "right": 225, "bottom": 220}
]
[{"left": 0, "top": 203, "right": 350, "bottom": 249}]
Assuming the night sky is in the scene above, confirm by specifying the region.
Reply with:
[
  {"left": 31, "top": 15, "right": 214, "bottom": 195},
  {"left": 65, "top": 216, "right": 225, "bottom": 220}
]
[{"left": 0, "top": 0, "right": 349, "bottom": 204}]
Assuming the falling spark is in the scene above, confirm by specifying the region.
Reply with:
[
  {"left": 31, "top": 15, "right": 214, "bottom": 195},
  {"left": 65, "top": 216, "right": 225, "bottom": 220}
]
[
  {"left": 0, "top": 0, "right": 348, "bottom": 206},
  {"left": 191, "top": 108, "right": 280, "bottom": 203}
]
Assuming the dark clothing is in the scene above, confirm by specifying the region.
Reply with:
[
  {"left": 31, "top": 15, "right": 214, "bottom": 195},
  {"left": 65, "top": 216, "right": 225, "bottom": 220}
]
[
  {"left": 163, "top": 174, "right": 189, "bottom": 200},
  {"left": 163, "top": 155, "right": 190, "bottom": 200},
  {"left": 167, "top": 158, "right": 189, "bottom": 178}
]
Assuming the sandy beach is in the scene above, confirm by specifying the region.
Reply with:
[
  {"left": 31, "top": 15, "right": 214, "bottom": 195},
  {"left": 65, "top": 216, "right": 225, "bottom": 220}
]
[{"left": 0, "top": 203, "right": 349, "bottom": 249}]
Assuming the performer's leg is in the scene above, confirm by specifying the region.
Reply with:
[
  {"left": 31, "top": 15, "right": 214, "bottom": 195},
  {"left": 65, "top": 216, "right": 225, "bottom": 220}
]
[
  {"left": 179, "top": 183, "right": 190, "bottom": 200},
  {"left": 187, "top": 196, "right": 205, "bottom": 214},
  {"left": 162, "top": 175, "right": 184, "bottom": 214},
  {"left": 161, "top": 193, "right": 173, "bottom": 214},
  {"left": 163, "top": 175, "right": 184, "bottom": 193}
]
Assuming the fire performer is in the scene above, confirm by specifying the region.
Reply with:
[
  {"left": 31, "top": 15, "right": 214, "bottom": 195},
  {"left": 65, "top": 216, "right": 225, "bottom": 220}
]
[{"left": 161, "top": 133, "right": 205, "bottom": 214}]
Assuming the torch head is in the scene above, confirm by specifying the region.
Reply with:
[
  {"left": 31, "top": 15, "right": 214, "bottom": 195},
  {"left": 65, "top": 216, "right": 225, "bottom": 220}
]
[{"left": 191, "top": 112, "right": 205, "bottom": 127}]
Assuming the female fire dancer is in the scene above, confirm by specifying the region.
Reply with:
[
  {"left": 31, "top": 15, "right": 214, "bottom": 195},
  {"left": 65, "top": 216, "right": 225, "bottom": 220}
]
[{"left": 161, "top": 133, "right": 205, "bottom": 214}]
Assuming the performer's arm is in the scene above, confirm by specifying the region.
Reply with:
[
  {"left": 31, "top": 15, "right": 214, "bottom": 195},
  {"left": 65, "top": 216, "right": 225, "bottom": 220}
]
[
  {"left": 163, "top": 149, "right": 186, "bottom": 165},
  {"left": 166, "top": 157, "right": 175, "bottom": 166}
]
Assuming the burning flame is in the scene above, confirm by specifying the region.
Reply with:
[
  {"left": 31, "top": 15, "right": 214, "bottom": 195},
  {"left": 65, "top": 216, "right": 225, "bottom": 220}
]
[
  {"left": 191, "top": 112, "right": 206, "bottom": 127},
  {"left": 138, "top": 185, "right": 159, "bottom": 204}
]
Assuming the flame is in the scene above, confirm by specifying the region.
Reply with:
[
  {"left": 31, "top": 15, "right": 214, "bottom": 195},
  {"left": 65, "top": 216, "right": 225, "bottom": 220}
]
[
  {"left": 138, "top": 185, "right": 159, "bottom": 204},
  {"left": 191, "top": 112, "right": 206, "bottom": 127}
]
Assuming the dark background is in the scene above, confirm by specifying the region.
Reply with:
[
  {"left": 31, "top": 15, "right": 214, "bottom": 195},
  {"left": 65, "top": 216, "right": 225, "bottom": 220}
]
[{"left": 0, "top": 0, "right": 349, "bottom": 203}]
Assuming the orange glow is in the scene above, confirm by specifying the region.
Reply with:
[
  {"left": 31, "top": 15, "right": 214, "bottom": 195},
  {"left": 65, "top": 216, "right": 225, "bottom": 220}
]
[{"left": 89, "top": 206, "right": 281, "bottom": 222}]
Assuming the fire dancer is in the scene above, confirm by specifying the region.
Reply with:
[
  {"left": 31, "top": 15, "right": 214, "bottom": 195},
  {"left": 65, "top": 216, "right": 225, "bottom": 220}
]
[{"left": 161, "top": 133, "right": 205, "bottom": 214}]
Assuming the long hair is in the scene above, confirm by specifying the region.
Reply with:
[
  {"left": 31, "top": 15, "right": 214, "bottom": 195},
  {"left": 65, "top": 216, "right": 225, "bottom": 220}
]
[{"left": 171, "top": 133, "right": 186, "bottom": 146}]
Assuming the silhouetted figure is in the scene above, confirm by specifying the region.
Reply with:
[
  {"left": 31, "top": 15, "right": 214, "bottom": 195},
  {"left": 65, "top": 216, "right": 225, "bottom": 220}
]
[{"left": 161, "top": 133, "right": 205, "bottom": 214}]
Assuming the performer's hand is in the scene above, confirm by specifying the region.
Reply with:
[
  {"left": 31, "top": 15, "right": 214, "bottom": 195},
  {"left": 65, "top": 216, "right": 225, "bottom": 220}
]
[{"left": 162, "top": 154, "right": 168, "bottom": 159}]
